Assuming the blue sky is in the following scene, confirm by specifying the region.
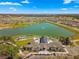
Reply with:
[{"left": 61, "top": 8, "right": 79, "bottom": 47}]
[{"left": 0, "top": 0, "right": 79, "bottom": 14}]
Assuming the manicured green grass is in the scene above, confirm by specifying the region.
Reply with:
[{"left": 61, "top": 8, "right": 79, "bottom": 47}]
[
  {"left": 76, "top": 41, "right": 79, "bottom": 45},
  {"left": 15, "top": 39, "right": 32, "bottom": 47}
]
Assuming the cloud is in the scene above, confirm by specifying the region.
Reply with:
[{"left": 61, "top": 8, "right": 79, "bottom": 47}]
[
  {"left": 64, "top": 0, "right": 72, "bottom": 4},
  {"left": 64, "top": 0, "right": 79, "bottom": 4},
  {"left": 0, "top": 2, "right": 22, "bottom": 6},
  {"left": 9, "top": 7, "right": 17, "bottom": 11},
  {"left": 74, "top": 5, "right": 79, "bottom": 7},
  {"left": 61, "top": 8, "right": 68, "bottom": 11},
  {"left": 21, "top": 0, "right": 30, "bottom": 4}
]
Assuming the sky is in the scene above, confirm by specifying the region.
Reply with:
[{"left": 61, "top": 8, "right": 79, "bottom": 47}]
[{"left": 0, "top": 0, "right": 79, "bottom": 14}]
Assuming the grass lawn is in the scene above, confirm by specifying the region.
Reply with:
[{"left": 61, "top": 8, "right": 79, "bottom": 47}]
[
  {"left": 15, "top": 39, "right": 32, "bottom": 47},
  {"left": 76, "top": 41, "right": 79, "bottom": 45}
]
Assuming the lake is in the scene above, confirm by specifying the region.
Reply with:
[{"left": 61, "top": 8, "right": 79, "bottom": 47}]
[{"left": 0, "top": 23, "right": 75, "bottom": 37}]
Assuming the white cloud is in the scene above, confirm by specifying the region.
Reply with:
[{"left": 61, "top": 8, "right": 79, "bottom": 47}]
[
  {"left": 9, "top": 7, "right": 17, "bottom": 11},
  {"left": 0, "top": 2, "right": 21, "bottom": 6},
  {"left": 74, "top": 5, "right": 79, "bottom": 7},
  {"left": 21, "top": 0, "right": 30, "bottom": 4},
  {"left": 61, "top": 8, "right": 68, "bottom": 11},
  {"left": 64, "top": 0, "right": 72, "bottom": 4},
  {"left": 64, "top": 0, "right": 79, "bottom": 4}
]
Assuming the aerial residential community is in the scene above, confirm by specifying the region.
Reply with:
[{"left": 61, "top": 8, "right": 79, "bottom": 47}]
[
  {"left": 0, "top": 14, "right": 79, "bottom": 59},
  {"left": 0, "top": 0, "right": 79, "bottom": 59}
]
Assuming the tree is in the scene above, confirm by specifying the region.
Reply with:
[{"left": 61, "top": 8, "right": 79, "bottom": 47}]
[
  {"left": 0, "top": 43, "right": 19, "bottom": 59},
  {"left": 63, "top": 37, "right": 71, "bottom": 45},
  {"left": 0, "top": 36, "right": 15, "bottom": 44},
  {"left": 0, "top": 36, "right": 19, "bottom": 59}
]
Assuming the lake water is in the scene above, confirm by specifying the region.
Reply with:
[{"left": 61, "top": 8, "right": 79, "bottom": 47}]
[{"left": 0, "top": 23, "right": 75, "bottom": 37}]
